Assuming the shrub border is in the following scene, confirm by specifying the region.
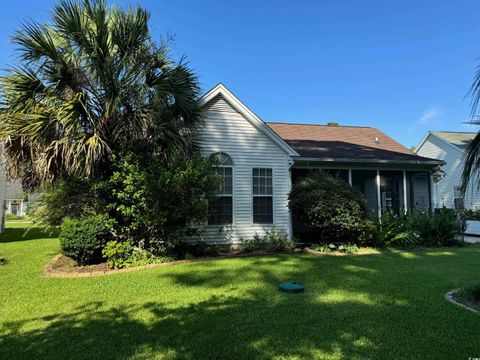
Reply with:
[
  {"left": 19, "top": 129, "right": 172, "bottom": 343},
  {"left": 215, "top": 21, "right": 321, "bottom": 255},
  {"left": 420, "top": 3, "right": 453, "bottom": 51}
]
[{"left": 444, "top": 289, "right": 479, "bottom": 314}]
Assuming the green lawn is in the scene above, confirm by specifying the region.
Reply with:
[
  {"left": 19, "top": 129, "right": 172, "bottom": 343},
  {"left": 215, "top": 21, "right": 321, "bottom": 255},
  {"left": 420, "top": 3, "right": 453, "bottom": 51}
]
[{"left": 1, "top": 221, "right": 479, "bottom": 359}]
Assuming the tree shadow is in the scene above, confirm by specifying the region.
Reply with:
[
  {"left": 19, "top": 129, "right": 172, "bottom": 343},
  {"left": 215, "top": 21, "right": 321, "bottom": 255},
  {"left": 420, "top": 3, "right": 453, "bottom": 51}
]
[
  {"left": 0, "top": 226, "right": 57, "bottom": 244},
  {"left": 1, "top": 242, "right": 478, "bottom": 358},
  {"left": 0, "top": 291, "right": 409, "bottom": 360}
]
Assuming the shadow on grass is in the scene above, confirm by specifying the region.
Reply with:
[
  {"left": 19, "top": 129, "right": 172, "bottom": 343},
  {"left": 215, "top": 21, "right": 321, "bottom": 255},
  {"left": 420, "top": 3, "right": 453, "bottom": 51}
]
[
  {"left": 0, "top": 292, "right": 407, "bottom": 360},
  {"left": 1, "top": 223, "right": 478, "bottom": 358},
  {"left": 0, "top": 226, "right": 58, "bottom": 244}
]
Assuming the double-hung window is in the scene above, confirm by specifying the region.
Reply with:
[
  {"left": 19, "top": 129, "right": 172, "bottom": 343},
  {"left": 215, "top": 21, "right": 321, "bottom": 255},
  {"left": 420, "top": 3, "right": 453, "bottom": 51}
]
[
  {"left": 253, "top": 168, "right": 273, "bottom": 224},
  {"left": 454, "top": 185, "right": 464, "bottom": 210},
  {"left": 208, "top": 153, "right": 233, "bottom": 225}
]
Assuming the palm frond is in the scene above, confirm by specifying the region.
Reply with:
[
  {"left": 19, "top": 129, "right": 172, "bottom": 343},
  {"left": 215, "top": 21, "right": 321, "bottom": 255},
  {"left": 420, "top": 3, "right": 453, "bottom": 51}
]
[{"left": 1, "top": 0, "right": 202, "bottom": 190}]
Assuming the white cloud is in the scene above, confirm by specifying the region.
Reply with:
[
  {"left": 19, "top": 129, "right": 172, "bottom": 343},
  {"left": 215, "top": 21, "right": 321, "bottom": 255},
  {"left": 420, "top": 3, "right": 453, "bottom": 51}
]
[
  {"left": 417, "top": 107, "right": 441, "bottom": 124},
  {"left": 408, "top": 106, "right": 442, "bottom": 133}
]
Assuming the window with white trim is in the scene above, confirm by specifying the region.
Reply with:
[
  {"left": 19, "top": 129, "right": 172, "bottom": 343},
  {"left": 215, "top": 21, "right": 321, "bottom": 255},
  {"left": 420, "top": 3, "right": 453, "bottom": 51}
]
[
  {"left": 454, "top": 186, "right": 464, "bottom": 210},
  {"left": 208, "top": 153, "right": 233, "bottom": 225},
  {"left": 253, "top": 168, "right": 273, "bottom": 224}
]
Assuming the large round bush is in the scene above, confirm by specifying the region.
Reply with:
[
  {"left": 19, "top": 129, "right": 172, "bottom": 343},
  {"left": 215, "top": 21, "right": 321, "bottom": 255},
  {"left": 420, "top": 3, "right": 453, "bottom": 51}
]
[
  {"left": 60, "top": 214, "right": 115, "bottom": 265},
  {"left": 289, "top": 174, "right": 368, "bottom": 243}
]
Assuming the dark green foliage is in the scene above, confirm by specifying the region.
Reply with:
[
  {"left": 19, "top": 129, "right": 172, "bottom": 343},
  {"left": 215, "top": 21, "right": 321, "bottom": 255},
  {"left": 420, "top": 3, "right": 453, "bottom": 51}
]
[
  {"left": 241, "top": 227, "right": 294, "bottom": 253},
  {"left": 59, "top": 214, "right": 115, "bottom": 265},
  {"left": 376, "top": 209, "right": 462, "bottom": 247},
  {"left": 174, "top": 243, "right": 228, "bottom": 259},
  {"left": 454, "top": 283, "right": 480, "bottom": 312},
  {"left": 289, "top": 174, "right": 368, "bottom": 243},
  {"left": 98, "top": 152, "right": 220, "bottom": 251},
  {"left": 463, "top": 284, "right": 480, "bottom": 303},
  {"left": 458, "top": 208, "right": 480, "bottom": 221},
  {"left": 36, "top": 152, "right": 220, "bottom": 256},
  {"left": 0, "top": 0, "right": 202, "bottom": 190},
  {"left": 102, "top": 240, "right": 173, "bottom": 269},
  {"left": 34, "top": 177, "right": 98, "bottom": 227}
]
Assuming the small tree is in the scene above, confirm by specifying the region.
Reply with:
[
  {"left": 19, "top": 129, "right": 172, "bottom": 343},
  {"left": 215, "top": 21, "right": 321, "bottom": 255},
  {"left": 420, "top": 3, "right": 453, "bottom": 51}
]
[
  {"left": 0, "top": 0, "right": 202, "bottom": 190},
  {"left": 97, "top": 152, "right": 221, "bottom": 252},
  {"left": 289, "top": 174, "right": 368, "bottom": 243}
]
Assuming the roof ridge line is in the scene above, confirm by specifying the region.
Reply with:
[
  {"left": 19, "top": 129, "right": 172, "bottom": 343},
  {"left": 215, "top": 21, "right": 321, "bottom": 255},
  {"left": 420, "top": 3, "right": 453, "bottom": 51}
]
[{"left": 266, "top": 121, "right": 373, "bottom": 129}]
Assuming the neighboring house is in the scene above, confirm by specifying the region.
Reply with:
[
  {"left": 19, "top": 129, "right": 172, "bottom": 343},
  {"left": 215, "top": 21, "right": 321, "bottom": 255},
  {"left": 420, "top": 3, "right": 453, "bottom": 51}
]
[
  {"left": 197, "top": 84, "right": 443, "bottom": 244},
  {"left": 415, "top": 131, "right": 478, "bottom": 210},
  {"left": 6, "top": 181, "right": 27, "bottom": 216},
  {"left": 0, "top": 148, "right": 6, "bottom": 232},
  {"left": 5, "top": 180, "right": 39, "bottom": 217}
]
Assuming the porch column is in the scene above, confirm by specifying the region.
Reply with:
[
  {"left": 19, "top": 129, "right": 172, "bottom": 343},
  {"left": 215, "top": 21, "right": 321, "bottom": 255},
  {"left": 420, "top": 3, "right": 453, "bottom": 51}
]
[
  {"left": 403, "top": 171, "right": 407, "bottom": 214},
  {"left": 376, "top": 170, "right": 381, "bottom": 218},
  {"left": 348, "top": 169, "right": 352, "bottom": 186}
]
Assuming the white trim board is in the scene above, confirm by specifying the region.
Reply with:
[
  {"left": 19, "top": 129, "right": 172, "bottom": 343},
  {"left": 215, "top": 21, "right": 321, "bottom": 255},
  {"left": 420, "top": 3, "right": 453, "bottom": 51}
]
[{"left": 199, "top": 83, "right": 299, "bottom": 157}]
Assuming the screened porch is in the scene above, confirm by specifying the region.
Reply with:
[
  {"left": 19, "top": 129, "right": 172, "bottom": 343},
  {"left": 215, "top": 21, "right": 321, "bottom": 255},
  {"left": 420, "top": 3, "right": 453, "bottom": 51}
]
[{"left": 292, "top": 167, "right": 432, "bottom": 217}]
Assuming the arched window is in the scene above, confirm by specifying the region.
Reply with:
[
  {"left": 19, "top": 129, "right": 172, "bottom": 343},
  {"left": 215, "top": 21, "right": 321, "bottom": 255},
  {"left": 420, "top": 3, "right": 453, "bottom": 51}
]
[{"left": 208, "top": 153, "right": 233, "bottom": 225}]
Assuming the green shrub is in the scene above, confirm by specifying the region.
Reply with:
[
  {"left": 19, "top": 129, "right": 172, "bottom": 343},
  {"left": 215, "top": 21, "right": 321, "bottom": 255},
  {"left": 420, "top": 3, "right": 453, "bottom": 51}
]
[
  {"left": 60, "top": 214, "right": 115, "bottom": 265},
  {"left": 102, "top": 240, "right": 174, "bottom": 269},
  {"left": 6, "top": 213, "right": 25, "bottom": 220},
  {"left": 458, "top": 208, "right": 480, "bottom": 221},
  {"left": 289, "top": 174, "right": 368, "bottom": 243},
  {"left": 102, "top": 240, "right": 133, "bottom": 269},
  {"left": 376, "top": 209, "right": 462, "bottom": 247},
  {"left": 97, "top": 152, "right": 220, "bottom": 251},
  {"left": 358, "top": 219, "right": 379, "bottom": 246},
  {"left": 34, "top": 177, "right": 99, "bottom": 227},
  {"left": 310, "top": 243, "right": 359, "bottom": 253},
  {"left": 174, "top": 242, "right": 227, "bottom": 259},
  {"left": 241, "top": 227, "right": 294, "bottom": 253}
]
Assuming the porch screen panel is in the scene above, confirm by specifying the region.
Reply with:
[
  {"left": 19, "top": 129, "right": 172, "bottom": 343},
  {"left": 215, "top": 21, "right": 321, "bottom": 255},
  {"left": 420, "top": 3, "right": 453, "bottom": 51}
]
[
  {"left": 351, "top": 170, "right": 378, "bottom": 218},
  {"left": 408, "top": 172, "right": 430, "bottom": 212},
  {"left": 379, "top": 171, "right": 405, "bottom": 214}
]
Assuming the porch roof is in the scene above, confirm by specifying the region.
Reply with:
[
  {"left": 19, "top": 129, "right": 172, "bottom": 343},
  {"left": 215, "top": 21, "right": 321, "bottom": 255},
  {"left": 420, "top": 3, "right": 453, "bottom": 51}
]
[{"left": 266, "top": 122, "right": 443, "bottom": 166}]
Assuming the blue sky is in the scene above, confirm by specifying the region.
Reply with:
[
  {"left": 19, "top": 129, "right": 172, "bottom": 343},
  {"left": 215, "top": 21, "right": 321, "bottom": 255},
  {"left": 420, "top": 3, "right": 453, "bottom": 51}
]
[{"left": 0, "top": 0, "right": 479, "bottom": 147}]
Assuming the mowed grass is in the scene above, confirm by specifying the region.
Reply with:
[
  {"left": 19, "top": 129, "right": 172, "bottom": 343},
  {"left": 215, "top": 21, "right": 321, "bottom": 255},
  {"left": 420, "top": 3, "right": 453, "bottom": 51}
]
[{"left": 1, "top": 221, "right": 480, "bottom": 359}]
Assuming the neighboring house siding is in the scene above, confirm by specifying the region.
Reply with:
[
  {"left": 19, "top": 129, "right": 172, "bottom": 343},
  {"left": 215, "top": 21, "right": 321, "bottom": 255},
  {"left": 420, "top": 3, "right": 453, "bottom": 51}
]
[
  {"left": 0, "top": 158, "right": 6, "bottom": 232},
  {"left": 196, "top": 94, "right": 292, "bottom": 244},
  {"left": 416, "top": 134, "right": 480, "bottom": 209}
]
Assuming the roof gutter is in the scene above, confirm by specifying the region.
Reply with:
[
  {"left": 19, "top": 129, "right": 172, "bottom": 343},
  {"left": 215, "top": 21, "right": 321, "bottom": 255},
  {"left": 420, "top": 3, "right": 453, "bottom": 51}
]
[{"left": 294, "top": 156, "right": 445, "bottom": 166}]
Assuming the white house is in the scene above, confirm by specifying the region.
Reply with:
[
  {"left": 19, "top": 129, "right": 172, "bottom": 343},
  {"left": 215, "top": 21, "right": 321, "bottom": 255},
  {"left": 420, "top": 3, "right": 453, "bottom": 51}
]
[
  {"left": 197, "top": 84, "right": 443, "bottom": 244},
  {"left": 415, "top": 131, "right": 479, "bottom": 210}
]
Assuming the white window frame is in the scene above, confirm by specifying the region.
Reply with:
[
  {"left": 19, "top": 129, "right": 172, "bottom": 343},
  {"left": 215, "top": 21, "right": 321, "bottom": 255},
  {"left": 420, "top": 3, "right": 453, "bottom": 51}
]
[
  {"left": 208, "top": 153, "right": 234, "bottom": 225},
  {"left": 252, "top": 168, "right": 274, "bottom": 224},
  {"left": 453, "top": 185, "right": 464, "bottom": 210}
]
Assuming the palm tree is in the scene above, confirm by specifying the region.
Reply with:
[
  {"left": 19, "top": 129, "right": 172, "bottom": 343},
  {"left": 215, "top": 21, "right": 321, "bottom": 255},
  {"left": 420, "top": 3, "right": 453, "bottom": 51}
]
[
  {"left": 462, "top": 66, "right": 480, "bottom": 190},
  {"left": 0, "top": 0, "right": 202, "bottom": 189}
]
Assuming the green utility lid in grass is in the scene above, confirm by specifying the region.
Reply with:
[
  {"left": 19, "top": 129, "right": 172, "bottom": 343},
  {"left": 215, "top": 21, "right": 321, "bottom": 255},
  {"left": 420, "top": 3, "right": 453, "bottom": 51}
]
[{"left": 279, "top": 282, "right": 304, "bottom": 294}]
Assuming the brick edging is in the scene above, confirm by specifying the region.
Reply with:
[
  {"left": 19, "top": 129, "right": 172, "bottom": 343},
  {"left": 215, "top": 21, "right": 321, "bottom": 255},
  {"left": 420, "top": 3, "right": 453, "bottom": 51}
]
[{"left": 444, "top": 289, "right": 479, "bottom": 314}]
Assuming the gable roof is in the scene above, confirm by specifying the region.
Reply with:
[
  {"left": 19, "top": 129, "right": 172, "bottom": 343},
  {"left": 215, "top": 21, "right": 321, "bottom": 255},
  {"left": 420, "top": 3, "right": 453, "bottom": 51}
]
[
  {"left": 198, "top": 84, "right": 299, "bottom": 156},
  {"left": 267, "top": 122, "right": 442, "bottom": 165},
  {"left": 429, "top": 131, "right": 476, "bottom": 150}
]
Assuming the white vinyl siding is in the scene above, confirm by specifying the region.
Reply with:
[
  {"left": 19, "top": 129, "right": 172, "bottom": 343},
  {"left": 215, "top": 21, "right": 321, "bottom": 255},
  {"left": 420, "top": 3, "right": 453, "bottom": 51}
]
[
  {"left": 196, "top": 94, "right": 292, "bottom": 244},
  {"left": 416, "top": 134, "right": 480, "bottom": 209}
]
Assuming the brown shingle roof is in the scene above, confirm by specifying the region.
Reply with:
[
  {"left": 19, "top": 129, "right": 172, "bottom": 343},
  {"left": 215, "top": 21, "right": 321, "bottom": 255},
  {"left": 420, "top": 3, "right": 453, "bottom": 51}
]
[{"left": 267, "top": 122, "right": 441, "bottom": 164}]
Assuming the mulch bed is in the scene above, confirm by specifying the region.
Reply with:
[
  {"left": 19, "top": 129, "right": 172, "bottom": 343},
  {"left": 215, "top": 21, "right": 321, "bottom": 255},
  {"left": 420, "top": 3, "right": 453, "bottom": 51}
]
[
  {"left": 445, "top": 289, "right": 480, "bottom": 314},
  {"left": 44, "top": 250, "right": 299, "bottom": 278}
]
